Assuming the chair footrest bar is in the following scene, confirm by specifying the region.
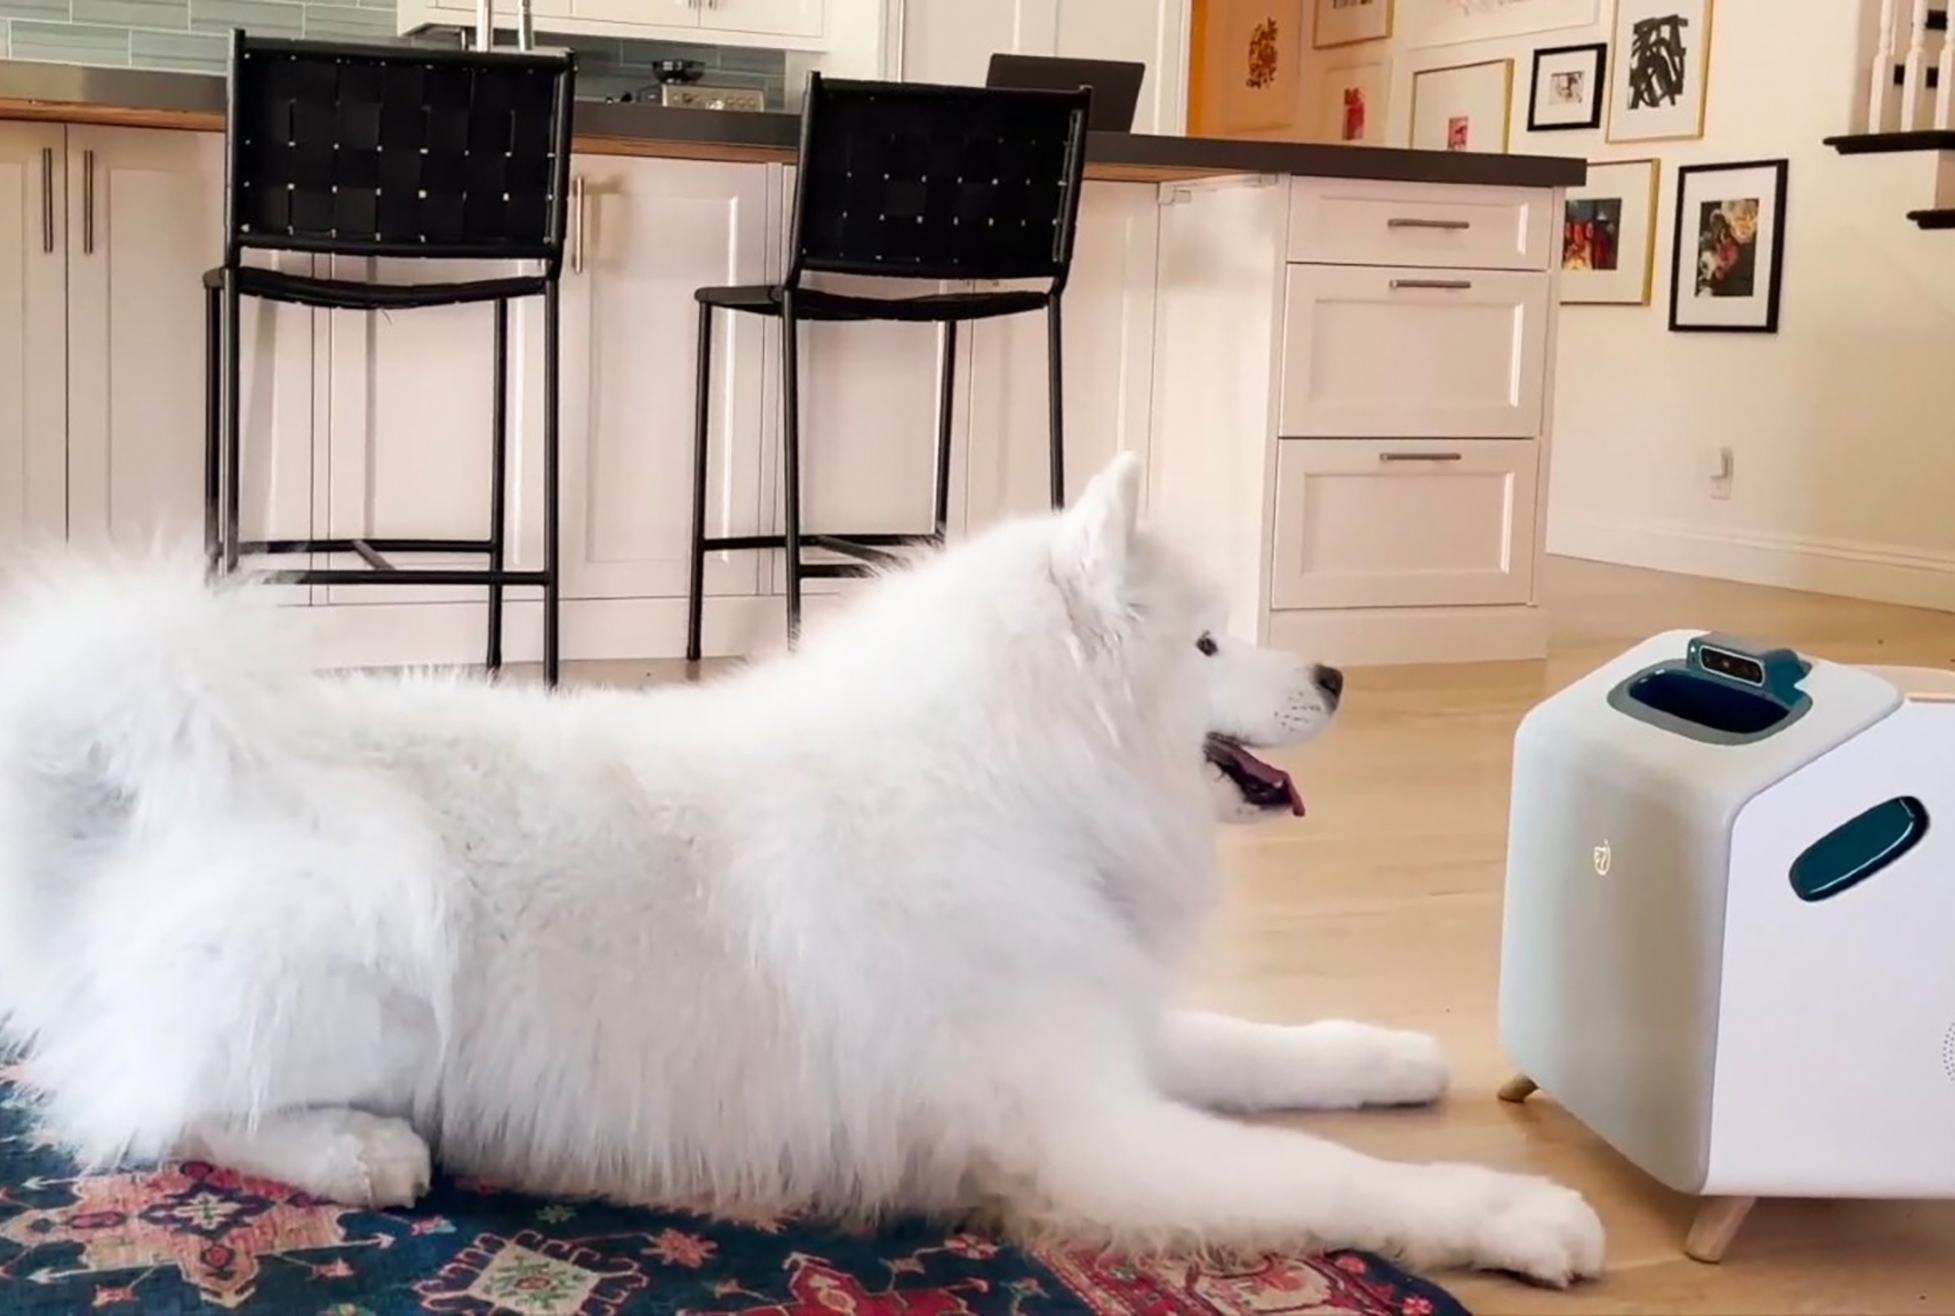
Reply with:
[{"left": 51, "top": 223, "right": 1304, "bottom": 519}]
[
  {"left": 701, "top": 531, "right": 942, "bottom": 555},
  {"left": 253, "top": 568, "right": 552, "bottom": 588},
  {"left": 801, "top": 562, "right": 879, "bottom": 579},
  {"left": 241, "top": 537, "right": 498, "bottom": 556}
]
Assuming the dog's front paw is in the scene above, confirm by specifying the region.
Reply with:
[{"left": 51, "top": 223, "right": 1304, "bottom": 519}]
[{"left": 1420, "top": 1164, "right": 1605, "bottom": 1286}]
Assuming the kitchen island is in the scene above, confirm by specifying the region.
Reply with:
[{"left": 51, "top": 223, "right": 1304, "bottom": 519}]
[{"left": 0, "top": 59, "right": 1583, "bottom": 668}]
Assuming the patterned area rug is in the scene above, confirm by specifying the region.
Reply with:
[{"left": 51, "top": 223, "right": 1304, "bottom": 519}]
[{"left": 0, "top": 1077, "right": 1470, "bottom": 1315}]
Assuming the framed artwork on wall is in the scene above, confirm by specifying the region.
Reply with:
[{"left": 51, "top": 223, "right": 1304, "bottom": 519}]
[
  {"left": 1403, "top": 0, "right": 1597, "bottom": 49},
  {"left": 1409, "top": 58, "right": 1514, "bottom": 153},
  {"left": 1668, "top": 158, "right": 1788, "bottom": 333},
  {"left": 1202, "top": 0, "right": 1308, "bottom": 135},
  {"left": 1607, "top": 0, "right": 1714, "bottom": 142},
  {"left": 1314, "top": 0, "right": 1395, "bottom": 49},
  {"left": 1318, "top": 57, "right": 1391, "bottom": 143},
  {"left": 1528, "top": 41, "right": 1606, "bottom": 131},
  {"left": 1561, "top": 158, "right": 1660, "bottom": 304}
]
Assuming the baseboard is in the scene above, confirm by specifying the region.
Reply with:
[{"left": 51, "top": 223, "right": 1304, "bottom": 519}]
[
  {"left": 1551, "top": 516, "right": 1955, "bottom": 613},
  {"left": 296, "top": 593, "right": 854, "bottom": 670},
  {"left": 1264, "top": 604, "right": 1548, "bottom": 667}
]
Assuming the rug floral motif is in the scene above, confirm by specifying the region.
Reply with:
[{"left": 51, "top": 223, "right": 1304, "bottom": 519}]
[{"left": 0, "top": 1076, "right": 1469, "bottom": 1315}]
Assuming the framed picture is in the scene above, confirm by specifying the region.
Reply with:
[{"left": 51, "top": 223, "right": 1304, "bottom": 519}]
[
  {"left": 1668, "top": 158, "right": 1788, "bottom": 333},
  {"left": 1561, "top": 158, "right": 1659, "bottom": 304},
  {"left": 1607, "top": 0, "right": 1714, "bottom": 142},
  {"left": 1403, "top": 0, "right": 1597, "bottom": 49},
  {"left": 1318, "top": 57, "right": 1391, "bottom": 144},
  {"left": 1314, "top": 0, "right": 1394, "bottom": 49},
  {"left": 1409, "top": 59, "right": 1514, "bottom": 153},
  {"left": 1528, "top": 41, "right": 1606, "bottom": 130},
  {"left": 1203, "top": 0, "right": 1308, "bottom": 135}
]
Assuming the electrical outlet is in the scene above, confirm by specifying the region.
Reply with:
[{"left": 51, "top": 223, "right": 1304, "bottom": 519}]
[{"left": 1708, "top": 445, "right": 1734, "bottom": 500}]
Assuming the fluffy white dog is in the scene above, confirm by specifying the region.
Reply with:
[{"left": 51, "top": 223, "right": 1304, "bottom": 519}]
[{"left": 0, "top": 454, "right": 1602, "bottom": 1285}]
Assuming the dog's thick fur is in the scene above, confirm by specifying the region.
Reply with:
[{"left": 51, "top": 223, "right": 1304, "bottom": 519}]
[{"left": 0, "top": 456, "right": 1602, "bottom": 1284}]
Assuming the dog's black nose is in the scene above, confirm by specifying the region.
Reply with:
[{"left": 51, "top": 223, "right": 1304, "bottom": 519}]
[{"left": 1314, "top": 664, "right": 1344, "bottom": 702}]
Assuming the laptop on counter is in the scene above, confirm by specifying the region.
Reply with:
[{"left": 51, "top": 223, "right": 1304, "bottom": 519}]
[{"left": 983, "top": 54, "right": 1145, "bottom": 133}]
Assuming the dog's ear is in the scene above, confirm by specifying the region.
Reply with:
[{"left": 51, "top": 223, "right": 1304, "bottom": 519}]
[{"left": 1052, "top": 452, "right": 1142, "bottom": 613}]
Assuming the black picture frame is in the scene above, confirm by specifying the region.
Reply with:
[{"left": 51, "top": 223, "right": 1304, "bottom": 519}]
[
  {"left": 1668, "top": 158, "right": 1789, "bottom": 334},
  {"left": 1527, "top": 41, "right": 1607, "bottom": 132}
]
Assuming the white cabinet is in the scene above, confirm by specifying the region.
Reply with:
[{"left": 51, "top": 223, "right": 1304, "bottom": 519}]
[
  {"left": 704, "top": 0, "right": 822, "bottom": 38},
  {"left": 64, "top": 127, "right": 313, "bottom": 562},
  {"left": 1268, "top": 439, "right": 1538, "bottom": 610},
  {"left": 1286, "top": 178, "right": 1556, "bottom": 271},
  {"left": 397, "top": 0, "right": 823, "bottom": 50},
  {"left": 898, "top": 0, "right": 1189, "bottom": 134},
  {"left": 1277, "top": 263, "right": 1549, "bottom": 440},
  {"left": 0, "top": 123, "right": 66, "bottom": 549},
  {"left": 964, "top": 180, "right": 1158, "bottom": 529},
  {"left": 560, "top": 154, "right": 771, "bottom": 601}
]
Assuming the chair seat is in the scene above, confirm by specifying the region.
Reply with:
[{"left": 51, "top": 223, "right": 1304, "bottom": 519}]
[
  {"left": 204, "top": 266, "right": 549, "bottom": 311},
  {"left": 695, "top": 283, "right": 1051, "bottom": 323}
]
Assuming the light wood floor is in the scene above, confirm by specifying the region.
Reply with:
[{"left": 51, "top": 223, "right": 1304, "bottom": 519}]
[{"left": 577, "top": 556, "right": 1955, "bottom": 1313}]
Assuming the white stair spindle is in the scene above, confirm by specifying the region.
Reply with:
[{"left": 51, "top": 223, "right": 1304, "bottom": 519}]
[
  {"left": 1903, "top": 0, "right": 1931, "bottom": 130},
  {"left": 1937, "top": 5, "right": 1954, "bottom": 128},
  {"left": 1872, "top": 0, "right": 1898, "bottom": 131}
]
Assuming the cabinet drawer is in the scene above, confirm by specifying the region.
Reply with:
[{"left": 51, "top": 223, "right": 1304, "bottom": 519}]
[
  {"left": 1269, "top": 439, "right": 1538, "bottom": 610},
  {"left": 1287, "top": 177, "right": 1555, "bottom": 270},
  {"left": 1278, "top": 263, "right": 1548, "bottom": 439}
]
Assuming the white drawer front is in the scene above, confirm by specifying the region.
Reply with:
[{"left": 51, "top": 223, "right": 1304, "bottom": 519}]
[
  {"left": 1287, "top": 177, "right": 1554, "bottom": 270},
  {"left": 1279, "top": 264, "right": 1548, "bottom": 440},
  {"left": 1269, "top": 438, "right": 1538, "bottom": 610}
]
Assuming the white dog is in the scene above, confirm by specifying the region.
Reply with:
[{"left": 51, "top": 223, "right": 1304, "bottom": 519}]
[{"left": 0, "top": 454, "right": 1602, "bottom": 1285}]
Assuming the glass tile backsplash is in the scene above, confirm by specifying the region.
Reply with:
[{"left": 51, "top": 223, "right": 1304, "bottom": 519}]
[{"left": 0, "top": 0, "right": 789, "bottom": 106}]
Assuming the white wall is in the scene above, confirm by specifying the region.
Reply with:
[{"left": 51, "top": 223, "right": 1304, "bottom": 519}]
[{"left": 1370, "top": 0, "right": 1955, "bottom": 611}]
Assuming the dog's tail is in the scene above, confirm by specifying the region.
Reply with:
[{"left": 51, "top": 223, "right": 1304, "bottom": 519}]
[{"left": 0, "top": 544, "right": 306, "bottom": 1042}]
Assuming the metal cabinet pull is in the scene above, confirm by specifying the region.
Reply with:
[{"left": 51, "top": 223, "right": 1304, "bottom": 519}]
[
  {"left": 1387, "top": 217, "right": 1471, "bottom": 231},
  {"left": 82, "top": 149, "right": 95, "bottom": 256},
  {"left": 1379, "top": 451, "right": 1464, "bottom": 463},
  {"left": 570, "top": 176, "right": 586, "bottom": 275},
  {"left": 40, "top": 147, "right": 53, "bottom": 254},
  {"left": 1389, "top": 278, "right": 1473, "bottom": 291}
]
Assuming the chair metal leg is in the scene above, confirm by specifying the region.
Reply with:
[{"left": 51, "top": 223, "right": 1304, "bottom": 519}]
[
  {"left": 222, "top": 270, "right": 244, "bottom": 572},
  {"left": 933, "top": 320, "right": 957, "bottom": 539},
  {"left": 781, "top": 291, "right": 804, "bottom": 647},
  {"left": 686, "top": 300, "right": 713, "bottom": 664},
  {"left": 1046, "top": 296, "right": 1066, "bottom": 510},
  {"left": 203, "top": 282, "right": 222, "bottom": 574},
  {"left": 541, "top": 281, "right": 562, "bottom": 687},
  {"left": 485, "top": 298, "right": 510, "bottom": 673}
]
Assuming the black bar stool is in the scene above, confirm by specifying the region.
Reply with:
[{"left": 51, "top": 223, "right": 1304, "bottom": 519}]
[
  {"left": 204, "top": 31, "right": 577, "bottom": 684},
  {"left": 685, "top": 73, "right": 1092, "bottom": 660}
]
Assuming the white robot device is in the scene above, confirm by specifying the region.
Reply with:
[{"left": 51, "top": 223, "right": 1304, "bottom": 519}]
[{"left": 1497, "top": 630, "right": 1955, "bottom": 1263}]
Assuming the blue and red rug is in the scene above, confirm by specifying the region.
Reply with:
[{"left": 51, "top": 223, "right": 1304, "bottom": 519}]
[{"left": 0, "top": 1074, "right": 1470, "bottom": 1314}]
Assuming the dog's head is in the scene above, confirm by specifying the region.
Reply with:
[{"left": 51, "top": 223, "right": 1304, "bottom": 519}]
[{"left": 1050, "top": 454, "right": 1342, "bottom": 824}]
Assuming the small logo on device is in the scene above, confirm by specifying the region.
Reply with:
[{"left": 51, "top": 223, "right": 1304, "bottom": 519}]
[{"left": 1593, "top": 841, "right": 1612, "bottom": 877}]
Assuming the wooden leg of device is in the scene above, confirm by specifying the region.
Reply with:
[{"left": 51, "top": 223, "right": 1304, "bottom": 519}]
[
  {"left": 1496, "top": 1074, "right": 1539, "bottom": 1103},
  {"left": 1683, "top": 1196, "right": 1755, "bottom": 1264}
]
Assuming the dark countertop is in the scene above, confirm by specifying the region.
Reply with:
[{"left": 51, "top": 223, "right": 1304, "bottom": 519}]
[{"left": 0, "top": 59, "right": 1587, "bottom": 188}]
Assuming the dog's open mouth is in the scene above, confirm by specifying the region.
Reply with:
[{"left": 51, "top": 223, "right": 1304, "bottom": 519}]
[{"left": 1204, "top": 734, "right": 1304, "bottom": 816}]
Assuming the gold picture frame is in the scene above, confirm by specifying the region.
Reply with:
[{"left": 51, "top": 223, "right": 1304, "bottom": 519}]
[
  {"left": 1606, "top": 0, "right": 1715, "bottom": 144},
  {"left": 1313, "top": 0, "right": 1395, "bottom": 50},
  {"left": 1560, "top": 158, "right": 1662, "bottom": 306},
  {"left": 1408, "top": 58, "right": 1515, "bottom": 154}
]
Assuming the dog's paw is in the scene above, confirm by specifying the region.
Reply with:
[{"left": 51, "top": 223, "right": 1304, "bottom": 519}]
[
  {"left": 1357, "top": 1028, "right": 1450, "bottom": 1107},
  {"left": 316, "top": 1112, "right": 434, "bottom": 1208},
  {"left": 1420, "top": 1164, "right": 1605, "bottom": 1286}
]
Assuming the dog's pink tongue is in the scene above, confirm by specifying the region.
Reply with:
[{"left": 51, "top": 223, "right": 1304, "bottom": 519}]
[{"left": 1223, "top": 742, "right": 1306, "bottom": 817}]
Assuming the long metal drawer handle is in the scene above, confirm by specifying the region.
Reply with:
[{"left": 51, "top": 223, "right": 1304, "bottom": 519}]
[
  {"left": 1387, "top": 217, "right": 1471, "bottom": 230},
  {"left": 82, "top": 149, "right": 95, "bottom": 256},
  {"left": 1389, "top": 278, "right": 1473, "bottom": 291},
  {"left": 40, "top": 147, "right": 53, "bottom": 254},
  {"left": 570, "top": 176, "right": 586, "bottom": 274},
  {"left": 1379, "top": 451, "right": 1464, "bottom": 463}
]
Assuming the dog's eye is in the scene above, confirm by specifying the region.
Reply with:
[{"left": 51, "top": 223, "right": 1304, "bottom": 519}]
[{"left": 1195, "top": 633, "right": 1218, "bottom": 657}]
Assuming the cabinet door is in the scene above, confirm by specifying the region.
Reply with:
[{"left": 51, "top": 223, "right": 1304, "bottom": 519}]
[
  {"left": 1278, "top": 264, "right": 1549, "bottom": 439},
  {"left": 1268, "top": 438, "right": 1538, "bottom": 610},
  {"left": 900, "top": 0, "right": 1057, "bottom": 84},
  {"left": 964, "top": 181, "right": 1158, "bottom": 529},
  {"left": 569, "top": 0, "right": 697, "bottom": 27},
  {"left": 705, "top": 0, "right": 821, "bottom": 38},
  {"left": 65, "top": 127, "right": 313, "bottom": 570},
  {"left": 561, "top": 155, "right": 770, "bottom": 601},
  {"left": 0, "top": 123, "right": 66, "bottom": 549}
]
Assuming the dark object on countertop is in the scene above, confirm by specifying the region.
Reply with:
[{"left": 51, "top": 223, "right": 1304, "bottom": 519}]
[
  {"left": 655, "top": 58, "right": 706, "bottom": 84},
  {"left": 985, "top": 53, "right": 1143, "bottom": 132}
]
